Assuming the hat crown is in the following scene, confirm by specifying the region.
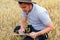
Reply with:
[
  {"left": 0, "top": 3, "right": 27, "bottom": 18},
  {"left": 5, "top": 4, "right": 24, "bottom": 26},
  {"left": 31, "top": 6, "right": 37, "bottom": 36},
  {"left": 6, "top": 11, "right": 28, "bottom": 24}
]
[{"left": 18, "top": 0, "right": 32, "bottom": 2}]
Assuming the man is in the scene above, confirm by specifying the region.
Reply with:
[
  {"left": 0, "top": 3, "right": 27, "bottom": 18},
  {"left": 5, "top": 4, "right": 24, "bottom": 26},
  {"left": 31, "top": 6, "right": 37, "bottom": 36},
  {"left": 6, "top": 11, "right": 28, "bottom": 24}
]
[{"left": 14, "top": 0, "right": 54, "bottom": 40}]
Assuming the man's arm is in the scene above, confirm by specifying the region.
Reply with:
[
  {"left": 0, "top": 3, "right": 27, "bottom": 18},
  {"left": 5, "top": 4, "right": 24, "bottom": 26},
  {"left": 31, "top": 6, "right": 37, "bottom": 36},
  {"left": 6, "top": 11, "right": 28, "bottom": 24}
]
[
  {"left": 20, "top": 16, "right": 26, "bottom": 29},
  {"left": 36, "top": 10, "right": 54, "bottom": 36},
  {"left": 19, "top": 16, "right": 27, "bottom": 33},
  {"left": 36, "top": 21, "right": 54, "bottom": 36}
]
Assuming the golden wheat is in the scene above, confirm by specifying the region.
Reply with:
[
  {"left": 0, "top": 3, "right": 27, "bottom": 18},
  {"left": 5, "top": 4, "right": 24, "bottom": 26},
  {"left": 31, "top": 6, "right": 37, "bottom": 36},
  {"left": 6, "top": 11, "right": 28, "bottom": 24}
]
[{"left": 0, "top": 0, "right": 60, "bottom": 40}]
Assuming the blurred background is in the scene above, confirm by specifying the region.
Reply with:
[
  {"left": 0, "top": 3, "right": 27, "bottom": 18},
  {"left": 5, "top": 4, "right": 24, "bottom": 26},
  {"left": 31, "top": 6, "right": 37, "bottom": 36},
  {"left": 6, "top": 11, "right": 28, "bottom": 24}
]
[{"left": 0, "top": 0, "right": 60, "bottom": 40}]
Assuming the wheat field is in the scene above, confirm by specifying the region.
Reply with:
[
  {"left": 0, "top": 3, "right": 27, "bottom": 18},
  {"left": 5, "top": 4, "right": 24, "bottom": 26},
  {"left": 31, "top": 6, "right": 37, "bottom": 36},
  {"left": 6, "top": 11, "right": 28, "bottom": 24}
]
[{"left": 0, "top": 0, "right": 60, "bottom": 40}]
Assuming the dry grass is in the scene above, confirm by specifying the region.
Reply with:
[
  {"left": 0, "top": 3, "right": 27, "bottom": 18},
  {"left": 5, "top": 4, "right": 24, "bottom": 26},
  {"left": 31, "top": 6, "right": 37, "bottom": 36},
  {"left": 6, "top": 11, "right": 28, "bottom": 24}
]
[{"left": 0, "top": 0, "right": 60, "bottom": 40}]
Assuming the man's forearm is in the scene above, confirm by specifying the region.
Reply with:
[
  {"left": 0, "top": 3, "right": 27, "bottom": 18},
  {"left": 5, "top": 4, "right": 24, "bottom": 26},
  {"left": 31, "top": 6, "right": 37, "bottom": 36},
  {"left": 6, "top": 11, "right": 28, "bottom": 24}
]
[
  {"left": 20, "top": 21, "right": 26, "bottom": 30},
  {"left": 36, "top": 27, "right": 53, "bottom": 37},
  {"left": 36, "top": 22, "right": 54, "bottom": 37}
]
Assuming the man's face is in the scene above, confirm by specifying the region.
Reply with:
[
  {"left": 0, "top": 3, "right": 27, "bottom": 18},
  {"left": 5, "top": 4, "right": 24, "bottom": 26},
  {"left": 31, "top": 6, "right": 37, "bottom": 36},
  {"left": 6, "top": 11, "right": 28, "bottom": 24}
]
[{"left": 19, "top": 3, "right": 30, "bottom": 13}]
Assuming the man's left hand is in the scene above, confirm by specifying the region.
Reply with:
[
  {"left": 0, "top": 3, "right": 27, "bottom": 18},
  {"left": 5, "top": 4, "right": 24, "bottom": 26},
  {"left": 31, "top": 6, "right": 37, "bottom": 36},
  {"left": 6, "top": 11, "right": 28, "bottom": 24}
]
[{"left": 28, "top": 32, "right": 37, "bottom": 38}]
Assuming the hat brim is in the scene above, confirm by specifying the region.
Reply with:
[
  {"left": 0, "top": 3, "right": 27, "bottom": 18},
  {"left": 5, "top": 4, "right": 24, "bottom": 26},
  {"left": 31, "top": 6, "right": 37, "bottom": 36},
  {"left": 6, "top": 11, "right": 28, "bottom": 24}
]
[{"left": 18, "top": 1, "right": 36, "bottom": 4}]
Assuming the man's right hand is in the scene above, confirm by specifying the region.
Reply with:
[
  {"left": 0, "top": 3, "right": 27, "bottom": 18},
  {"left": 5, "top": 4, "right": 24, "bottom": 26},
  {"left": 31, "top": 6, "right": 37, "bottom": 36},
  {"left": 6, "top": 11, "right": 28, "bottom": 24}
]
[{"left": 18, "top": 28, "right": 25, "bottom": 34}]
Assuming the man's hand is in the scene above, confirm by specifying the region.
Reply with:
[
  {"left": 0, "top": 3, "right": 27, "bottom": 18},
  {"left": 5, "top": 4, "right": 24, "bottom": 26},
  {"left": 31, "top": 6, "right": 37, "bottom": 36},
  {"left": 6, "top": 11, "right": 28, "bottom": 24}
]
[
  {"left": 28, "top": 32, "right": 37, "bottom": 38},
  {"left": 18, "top": 28, "right": 25, "bottom": 34}
]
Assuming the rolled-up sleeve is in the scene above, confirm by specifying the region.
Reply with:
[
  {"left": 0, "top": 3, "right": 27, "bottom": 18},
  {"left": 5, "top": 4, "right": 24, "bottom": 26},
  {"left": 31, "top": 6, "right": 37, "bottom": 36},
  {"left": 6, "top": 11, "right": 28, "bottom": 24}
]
[{"left": 38, "top": 10, "right": 51, "bottom": 25}]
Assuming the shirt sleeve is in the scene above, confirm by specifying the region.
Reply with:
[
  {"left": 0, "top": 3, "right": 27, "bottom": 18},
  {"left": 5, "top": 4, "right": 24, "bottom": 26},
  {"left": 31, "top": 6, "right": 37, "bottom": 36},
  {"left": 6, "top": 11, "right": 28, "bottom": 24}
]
[
  {"left": 22, "top": 12, "right": 26, "bottom": 18},
  {"left": 38, "top": 10, "right": 51, "bottom": 25}
]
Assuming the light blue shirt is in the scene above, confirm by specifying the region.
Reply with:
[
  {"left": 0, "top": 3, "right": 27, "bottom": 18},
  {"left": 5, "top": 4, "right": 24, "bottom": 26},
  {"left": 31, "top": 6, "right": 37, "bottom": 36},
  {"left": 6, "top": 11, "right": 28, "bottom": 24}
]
[{"left": 22, "top": 3, "right": 51, "bottom": 30}]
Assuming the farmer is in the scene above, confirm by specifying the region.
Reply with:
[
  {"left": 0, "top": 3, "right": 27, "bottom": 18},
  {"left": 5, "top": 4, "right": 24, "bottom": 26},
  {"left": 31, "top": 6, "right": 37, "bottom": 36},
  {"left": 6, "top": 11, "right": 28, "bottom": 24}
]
[{"left": 14, "top": 0, "right": 54, "bottom": 40}]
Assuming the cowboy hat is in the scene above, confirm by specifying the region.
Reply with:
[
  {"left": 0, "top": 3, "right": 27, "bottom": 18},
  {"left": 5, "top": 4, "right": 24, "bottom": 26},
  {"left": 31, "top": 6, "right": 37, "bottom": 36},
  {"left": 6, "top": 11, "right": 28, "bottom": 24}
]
[{"left": 18, "top": 0, "right": 36, "bottom": 4}]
